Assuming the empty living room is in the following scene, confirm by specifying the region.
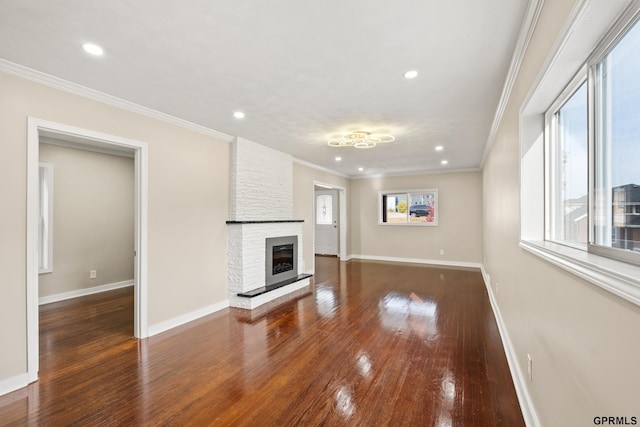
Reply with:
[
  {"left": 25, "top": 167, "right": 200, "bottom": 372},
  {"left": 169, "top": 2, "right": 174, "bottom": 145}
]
[{"left": 1, "top": 1, "right": 640, "bottom": 426}]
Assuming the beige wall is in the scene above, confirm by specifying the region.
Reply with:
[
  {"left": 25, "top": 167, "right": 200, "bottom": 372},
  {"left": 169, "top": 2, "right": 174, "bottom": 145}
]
[
  {"left": 39, "top": 142, "right": 134, "bottom": 297},
  {"left": 349, "top": 171, "right": 482, "bottom": 265},
  {"left": 292, "top": 162, "right": 350, "bottom": 272},
  {"left": 0, "top": 71, "right": 229, "bottom": 380},
  {"left": 482, "top": 0, "right": 640, "bottom": 425}
]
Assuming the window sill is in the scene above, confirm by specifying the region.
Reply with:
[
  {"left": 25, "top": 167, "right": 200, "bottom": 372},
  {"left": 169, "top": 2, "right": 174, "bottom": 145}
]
[{"left": 520, "top": 240, "right": 640, "bottom": 307}]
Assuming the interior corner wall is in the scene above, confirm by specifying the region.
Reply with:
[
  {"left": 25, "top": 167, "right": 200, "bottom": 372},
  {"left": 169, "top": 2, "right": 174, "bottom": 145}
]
[
  {"left": 482, "top": 0, "right": 640, "bottom": 425},
  {"left": 38, "top": 142, "right": 134, "bottom": 298},
  {"left": 292, "top": 162, "right": 350, "bottom": 272},
  {"left": 0, "top": 71, "right": 229, "bottom": 383},
  {"left": 349, "top": 171, "right": 482, "bottom": 265}
]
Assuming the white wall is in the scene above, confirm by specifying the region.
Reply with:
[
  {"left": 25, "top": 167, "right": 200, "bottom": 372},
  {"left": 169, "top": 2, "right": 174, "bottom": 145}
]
[
  {"left": 230, "top": 137, "right": 293, "bottom": 221},
  {"left": 482, "top": 0, "right": 640, "bottom": 425},
  {"left": 38, "top": 142, "right": 134, "bottom": 298}
]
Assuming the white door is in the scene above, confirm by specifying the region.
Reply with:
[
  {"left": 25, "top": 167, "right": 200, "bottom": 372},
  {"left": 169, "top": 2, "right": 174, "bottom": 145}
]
[{"left": 315, "top": 189, "right": 339, "bottom": 255}]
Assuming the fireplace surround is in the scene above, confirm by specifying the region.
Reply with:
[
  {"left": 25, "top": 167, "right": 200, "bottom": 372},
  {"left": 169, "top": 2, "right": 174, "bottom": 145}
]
[
  {"left": 226, "top": 220, "right": 312, "bottom": 309},
  {"left": 227, "top": 137, "right": 312, "bottom": 309}
]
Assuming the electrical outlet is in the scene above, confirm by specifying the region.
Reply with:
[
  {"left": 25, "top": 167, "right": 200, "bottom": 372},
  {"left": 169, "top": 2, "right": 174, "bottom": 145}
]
[
  {"left": 527, "top": 354, "right": 533, "bottom": 381},
  {"left": 439, "top": 249, "right": 444, "bottom": 255},
  {"left": 90, "top": 269, "right": 97, "bottom": 279}
]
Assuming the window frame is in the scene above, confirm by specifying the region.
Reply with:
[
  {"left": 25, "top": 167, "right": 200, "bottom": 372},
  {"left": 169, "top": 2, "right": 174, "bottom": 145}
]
[
  {"left": 543, "top": 6, "right": 640, "bottom": 266},
  {"left": 586, "top": 11, "right": 640, "bottom": 266},
  {"left": 378, "top": 189, "right": 438, "bottom": 226},
  {"left": 544, "top": 68, "right": 588, "bottom": 250}
]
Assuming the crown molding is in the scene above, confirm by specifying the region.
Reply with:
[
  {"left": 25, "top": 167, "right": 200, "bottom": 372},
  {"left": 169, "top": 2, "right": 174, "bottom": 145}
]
[
  {"left": 480, "top": 0, "right": 545, "bottom": 168},
  {"left": 0, "top": 59, "right": 235, "bottom": 143},
  {"left": 292, "top": 157, "right": 350, "bottom": 178},
  {"left": 350, "top": 167, "right": 481, "bottom": 180}
]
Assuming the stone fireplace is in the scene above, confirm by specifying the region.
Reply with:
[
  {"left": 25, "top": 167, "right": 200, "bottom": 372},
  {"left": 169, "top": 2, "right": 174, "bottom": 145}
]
[{"left": 226, "top": 137, "right": 312, "bottom": 309}]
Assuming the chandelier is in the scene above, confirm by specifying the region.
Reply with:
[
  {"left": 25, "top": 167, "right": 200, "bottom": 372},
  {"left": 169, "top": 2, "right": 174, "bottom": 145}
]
[{"left": 328, "top": 131, "right": 395, "bottom": 149}]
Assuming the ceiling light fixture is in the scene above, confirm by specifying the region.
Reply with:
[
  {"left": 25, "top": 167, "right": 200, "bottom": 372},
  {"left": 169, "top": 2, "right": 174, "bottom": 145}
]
[
  {"left": 233, "top": 111, "right": 245, "bottom": 119},
  {"left": 435, "top": 145, "right": 444, "bottom": 151},
  {"left": 335, "top": 156, "right": 342, "bottom": 161},
  {"left": 441, "top": 160, "right": 448, "bottom": 165},
  {"left": 328, "top": 131, "right": 394, "bottom": 149},
  {"left": 358, "top": 167, "right": 364, "bottom": 172},
  {"left": 82, "top": 43, "right": 104, "bottom": 56},
  {"left": 404, "top": 70, "right": 418, "bottom": 79}
]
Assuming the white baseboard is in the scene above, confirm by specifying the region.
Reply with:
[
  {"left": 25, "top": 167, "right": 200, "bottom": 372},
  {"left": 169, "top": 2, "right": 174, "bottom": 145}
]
[
  {"left": 39, "top": 280, "right": 134, "bottom": 305},
  {"left": 481, "top": 266, "right": 540, "bottom": 427},
  {"left": 0, "top": 373, "right": 29, "bottom": 399},
  {"left": 349, "top": 254, "right": 482, "bottom": 269},
  {"left": 147, "top": 299, "right": 229, "bottom": 337}
]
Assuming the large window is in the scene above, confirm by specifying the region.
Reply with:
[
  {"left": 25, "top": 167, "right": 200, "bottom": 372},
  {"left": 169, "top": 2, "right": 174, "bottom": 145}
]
[
  {"left": 545, "top": 11, "right": 640, "bottom": 265},
  {"left": 379, "top": 189, "right": 438, "bottom": 226},
  {"left": 593, "top": 17, "right": 640, "bottom": 260}
]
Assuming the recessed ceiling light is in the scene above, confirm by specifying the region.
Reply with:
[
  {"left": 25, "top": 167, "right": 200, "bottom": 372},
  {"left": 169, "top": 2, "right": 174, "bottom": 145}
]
[
  {"left": 82, "top": 43, "right": 104, "bottom": 56},
  {"left": 233, "top": 111, "right": 245, "bottom": 119},
  {"left": 358, "top": 167, "right": 364, "bottom": 172},
  {"left": 404, "top": 70, "right": 418, "bottom": 79},
  {"left": 441, "top": 160, "right": 448, "bottom": 165},
  {"left": 435, "top": 145, "right": 444, "bottom": 151},
  {"left": 335, "top": 156, "right": 342, "bottom": 161}
]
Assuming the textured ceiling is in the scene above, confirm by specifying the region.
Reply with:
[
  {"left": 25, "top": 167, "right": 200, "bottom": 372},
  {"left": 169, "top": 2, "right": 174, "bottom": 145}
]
[{"left": 0, "top": 0, "right": 529, "bottom": 177}]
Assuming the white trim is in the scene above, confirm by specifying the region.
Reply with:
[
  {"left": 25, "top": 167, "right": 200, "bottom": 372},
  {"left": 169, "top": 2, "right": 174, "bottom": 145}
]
[
  {"left": 481, "top": 0, "right": 545, "bottom": 167},
  {"left": 0, "top": 59, "right": 234, "bottom": 143},
  {"left": 293, "top": 157, "right": 350, "bottom": 178},
  {"left": 0, "top": 373, "right": 30, "bottom": 398},
  {"left": 349, "top": 254, "right": 482, "bottom": 270},
  {"left": 480, "top": 267, "right": 541, "bottom": 427},
  {"left": 147, "top": 300, "right": 229, "bottom": 337},
  {"left": 350, "top": 167, "right": 481, "bottom": 180},
  {"left": 38, "top": 280, "right": 134, "bottom": 305},
  {"left": 27, "top": 117, "right": 149, "bottom": 385},
  {"left": 520, "top": 241, "right": 640, "bottom": 307}
]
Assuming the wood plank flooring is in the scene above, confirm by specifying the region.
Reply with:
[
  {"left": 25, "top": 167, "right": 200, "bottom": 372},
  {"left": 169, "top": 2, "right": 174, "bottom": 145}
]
[{"left": 0, "top": 257, "right": 524, "bottom": 426}]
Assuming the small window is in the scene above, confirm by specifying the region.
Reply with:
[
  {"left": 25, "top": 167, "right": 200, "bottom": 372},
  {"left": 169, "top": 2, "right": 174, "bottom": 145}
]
[
  {"left": 379, "top": 189, "right": 438, "bottom": 226},
  {"left": 39, "top": 163, "right": 53, "bottom": 273}
]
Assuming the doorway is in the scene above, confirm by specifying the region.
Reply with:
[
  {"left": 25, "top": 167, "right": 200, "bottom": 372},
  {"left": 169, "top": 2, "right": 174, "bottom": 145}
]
[
  {"left": 26, "top": 118, "right": 148, "bottom": 383},
  {"left": 315, "top": 188, "right": 339, "bottom": 256},
  {"left": 313, "top": 182, "right": 347, "bottom": 274}
]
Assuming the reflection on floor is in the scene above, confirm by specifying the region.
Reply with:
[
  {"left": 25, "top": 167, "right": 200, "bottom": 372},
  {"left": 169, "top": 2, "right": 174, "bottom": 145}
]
[{"left": 0, "top": 256, "right": 524, "bottom": 426}]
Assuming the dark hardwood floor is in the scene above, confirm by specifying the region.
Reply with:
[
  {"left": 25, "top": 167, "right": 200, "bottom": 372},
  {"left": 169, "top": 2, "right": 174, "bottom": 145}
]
[{"left": 0, "top": 257, "right": 524, "bottom": 426}]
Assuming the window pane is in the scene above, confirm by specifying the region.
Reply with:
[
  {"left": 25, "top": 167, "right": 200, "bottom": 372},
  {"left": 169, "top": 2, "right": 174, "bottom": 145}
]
[
  {"left": 552, "top": 82, "right": 588, "bottom": 246},
  {"left": 316, "top": 194, "right": 332, "bottom": 225},
  {"left": 594, "top": 19, "right": 640, "bottom": 253},
  {"left": 408, "top": 192, "right": 436, "bottom": 223},
  {"left": 383, "top": 193, "right": 408, "bottom": 223}
]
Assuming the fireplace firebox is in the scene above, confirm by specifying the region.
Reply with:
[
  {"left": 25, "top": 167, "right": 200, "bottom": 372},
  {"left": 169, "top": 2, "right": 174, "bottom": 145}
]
[{"left": 265, "top": 236, "right": 298, "bottom": 286}]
